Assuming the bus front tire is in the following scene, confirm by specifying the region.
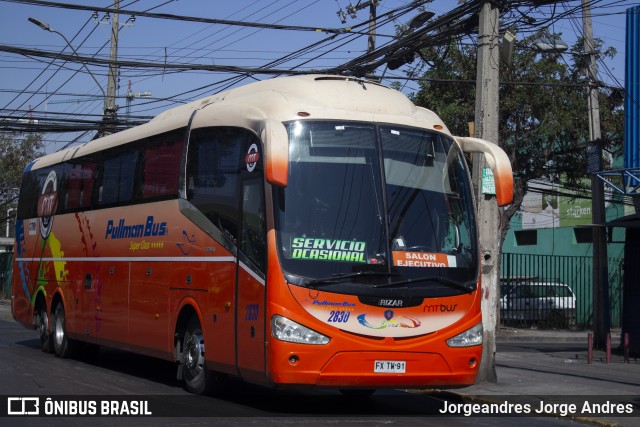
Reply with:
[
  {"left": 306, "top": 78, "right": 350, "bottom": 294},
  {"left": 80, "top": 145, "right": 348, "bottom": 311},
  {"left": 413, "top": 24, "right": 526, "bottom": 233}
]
[
  {"left": 52, "top": 303, "right": 79, "bottom": 358},
  {"left": 182, "top": 317, "right": 215, "bottom": 395}
]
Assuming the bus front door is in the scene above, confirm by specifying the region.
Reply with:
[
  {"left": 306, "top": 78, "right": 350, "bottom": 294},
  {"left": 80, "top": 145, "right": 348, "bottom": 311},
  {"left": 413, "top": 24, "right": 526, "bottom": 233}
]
[{"left": 235, "top": 178, "right": 267, "bottom": 382}]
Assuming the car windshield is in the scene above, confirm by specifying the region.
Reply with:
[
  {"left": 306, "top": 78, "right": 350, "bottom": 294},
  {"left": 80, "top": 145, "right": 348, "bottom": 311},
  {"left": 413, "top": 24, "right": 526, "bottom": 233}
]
[{"left": 273, "top": 120, "right": 478, "bottom": 296}]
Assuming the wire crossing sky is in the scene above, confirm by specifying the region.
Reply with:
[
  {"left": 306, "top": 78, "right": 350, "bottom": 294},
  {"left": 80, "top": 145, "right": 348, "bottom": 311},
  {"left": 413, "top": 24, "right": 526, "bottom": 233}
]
[{"left": 0, "top": 0, "right": 634, "bottom": 152}]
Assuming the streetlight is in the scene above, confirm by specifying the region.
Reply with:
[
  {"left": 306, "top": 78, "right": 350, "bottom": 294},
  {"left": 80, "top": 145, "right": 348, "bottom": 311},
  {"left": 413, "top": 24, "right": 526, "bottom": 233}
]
[
  {"left": 407, "top": 11, "right": 435, "bottom": 30},
  {"left": 28, "top": 17, "right": 106, "bottom": 97},
  {"left": 533, "top": 35, "right": 569, "bottom": 54}
]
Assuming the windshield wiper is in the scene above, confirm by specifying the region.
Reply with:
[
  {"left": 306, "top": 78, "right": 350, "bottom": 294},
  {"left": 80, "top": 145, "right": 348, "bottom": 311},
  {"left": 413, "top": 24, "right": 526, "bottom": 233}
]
[
  {"left": 304, "top": 271, "right": 400, "bottom": 288},
  {"left": 373, "top": 276, "right": 477, "bottom": 293}
]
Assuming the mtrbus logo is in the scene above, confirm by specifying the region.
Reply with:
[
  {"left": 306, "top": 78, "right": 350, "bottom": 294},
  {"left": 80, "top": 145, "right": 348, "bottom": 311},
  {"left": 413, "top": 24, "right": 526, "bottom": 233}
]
[
  {"left": 245, "top": 143, "right": 260, "bottom": 172},
  {"left": 37, "top": 170, "right": 58, "bottom": 239}
]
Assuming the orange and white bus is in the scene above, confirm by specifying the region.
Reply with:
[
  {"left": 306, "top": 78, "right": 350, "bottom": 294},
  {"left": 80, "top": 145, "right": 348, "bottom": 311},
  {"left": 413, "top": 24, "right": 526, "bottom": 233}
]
[{"left": 11, "top": 75, "right": 513, "bottom": 395}]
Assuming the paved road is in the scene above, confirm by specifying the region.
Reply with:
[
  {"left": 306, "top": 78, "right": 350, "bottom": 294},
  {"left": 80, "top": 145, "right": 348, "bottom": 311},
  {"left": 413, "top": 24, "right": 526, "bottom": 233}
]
[{"left": 0, "top": 302, "right": 616, "bottom": 426}]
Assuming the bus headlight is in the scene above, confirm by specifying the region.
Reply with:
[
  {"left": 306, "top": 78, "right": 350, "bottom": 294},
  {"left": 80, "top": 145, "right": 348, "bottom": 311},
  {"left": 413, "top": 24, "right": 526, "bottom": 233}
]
[
  {"left": 446, "top": 322, "right": 483, "bottom": 347},
  {"left": 271, "top": 315, "right": 330, "bottom": 345}
]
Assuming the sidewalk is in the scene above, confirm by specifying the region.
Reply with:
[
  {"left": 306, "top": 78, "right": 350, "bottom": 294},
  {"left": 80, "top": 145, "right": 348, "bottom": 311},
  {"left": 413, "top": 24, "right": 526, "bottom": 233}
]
[{"left": 455, "top": 327, "right": 640, "bottom": 426}]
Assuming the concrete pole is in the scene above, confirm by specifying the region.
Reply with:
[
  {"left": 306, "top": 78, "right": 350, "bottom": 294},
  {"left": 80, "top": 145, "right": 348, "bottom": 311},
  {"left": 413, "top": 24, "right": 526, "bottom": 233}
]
[
  {"left": 368, "top": 1, "right": 376, "bottom": 53},
  {"left": 474, "top": 1, "right": 500, "bottom": 383},
  {"left": 104, "top": 0, "right": 119, "bottom": 132},
  {"left": 581, "top": 0, "right": 610, "bottom": 349}
]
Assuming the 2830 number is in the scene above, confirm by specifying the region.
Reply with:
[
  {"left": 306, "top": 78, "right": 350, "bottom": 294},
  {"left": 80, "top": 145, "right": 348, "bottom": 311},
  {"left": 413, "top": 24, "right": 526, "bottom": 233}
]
[{"left": 327, "top": 310, "right": 350, "bottom": 323}]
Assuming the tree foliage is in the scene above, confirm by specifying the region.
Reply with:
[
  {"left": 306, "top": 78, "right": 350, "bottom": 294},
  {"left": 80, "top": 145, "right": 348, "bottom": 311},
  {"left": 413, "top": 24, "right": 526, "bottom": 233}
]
[
  {"left": 411, "top": 31, "right": 624, "bottom": 241},
  {"left": 0, "top": 132, "right": 44, "bottom": 208}
]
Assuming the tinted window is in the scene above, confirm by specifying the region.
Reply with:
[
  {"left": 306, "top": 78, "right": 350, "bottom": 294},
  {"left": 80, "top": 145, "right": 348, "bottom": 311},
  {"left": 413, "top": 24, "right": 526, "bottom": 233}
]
[
  {"left": 16, "top": 128, "right": 186, "bottom": 218},
  {"left": 63, "top": 161, "right": 96, "bottom": 211},
  {"left": 241, "top": 179, "right": 265, "bottom": 272},
  {"left": 99, "top": 149, "right": 140, "bottom": 206},
  {"left": 142, "top": 132, "right": 184, "bottom": 200},
  {"left": 187, "top": 127, "right": 247, "bottom": 245}
]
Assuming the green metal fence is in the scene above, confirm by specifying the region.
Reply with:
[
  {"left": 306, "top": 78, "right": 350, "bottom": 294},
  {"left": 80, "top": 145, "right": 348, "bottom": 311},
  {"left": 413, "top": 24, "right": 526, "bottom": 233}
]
[{"left": 500, "top": 253, "right": 623, "bottom": 328}]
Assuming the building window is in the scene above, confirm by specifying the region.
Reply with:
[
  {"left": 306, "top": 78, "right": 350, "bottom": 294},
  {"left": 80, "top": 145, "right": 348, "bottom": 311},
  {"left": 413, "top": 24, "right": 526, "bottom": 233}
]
[
  {"left": 574, "top": 227, "right": 593, "bottom": 243},
  {"left": 515, "top": 230, "right": 537, "bottom": 246}
]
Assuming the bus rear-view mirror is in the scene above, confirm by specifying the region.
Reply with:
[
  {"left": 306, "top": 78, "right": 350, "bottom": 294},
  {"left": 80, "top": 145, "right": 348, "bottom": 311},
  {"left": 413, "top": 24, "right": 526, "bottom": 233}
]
[{"left": 262, "top": 119, "right": 289, "bottom": 187}]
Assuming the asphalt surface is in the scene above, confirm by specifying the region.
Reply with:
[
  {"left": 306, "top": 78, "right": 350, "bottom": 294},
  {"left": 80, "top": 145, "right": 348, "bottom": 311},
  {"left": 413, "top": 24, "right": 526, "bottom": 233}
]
[{"left": 0, "top": 300, "right": 638, "bottom": 426}]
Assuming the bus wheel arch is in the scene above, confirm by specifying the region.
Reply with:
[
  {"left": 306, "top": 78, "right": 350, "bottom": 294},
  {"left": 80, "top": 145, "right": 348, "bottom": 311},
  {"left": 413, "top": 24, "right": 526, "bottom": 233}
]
[
  {"left": 174, "top": 303, "right": 220, "bottom": 395},
  {"left": 173, "top": 302, "right": 200, "bottom": 364}
]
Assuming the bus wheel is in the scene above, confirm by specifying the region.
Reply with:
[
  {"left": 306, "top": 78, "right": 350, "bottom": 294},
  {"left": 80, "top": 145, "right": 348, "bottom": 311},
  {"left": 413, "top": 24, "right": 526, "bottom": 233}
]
[
  {"left": 36, "top": 304, "right": 53, "bottom": 353},
  {"left": 182, "top": 317, "right": 214, "bottom": 394},
  {"left": 52, "top": 303, "right": 79, "bottom": 358}
]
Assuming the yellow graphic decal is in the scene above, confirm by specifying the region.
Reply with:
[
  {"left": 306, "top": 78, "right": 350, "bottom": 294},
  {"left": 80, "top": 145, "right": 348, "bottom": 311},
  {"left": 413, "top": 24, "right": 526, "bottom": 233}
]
[{"left": 47, "top": 232, "right": 69, "bottom": 282}]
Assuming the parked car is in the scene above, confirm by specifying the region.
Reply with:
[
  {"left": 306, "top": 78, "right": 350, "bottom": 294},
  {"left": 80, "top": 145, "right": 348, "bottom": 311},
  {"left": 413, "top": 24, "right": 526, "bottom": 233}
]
[{"left": 500, "top": 280, "right": 576, "bottom": 326}]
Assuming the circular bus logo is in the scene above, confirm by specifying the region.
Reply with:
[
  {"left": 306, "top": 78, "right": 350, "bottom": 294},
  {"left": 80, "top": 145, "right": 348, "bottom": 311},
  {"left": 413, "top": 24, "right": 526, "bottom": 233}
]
[
  {"left": 245, "top": 143, "right": 260, "bottom": 172},
  {"left": 37, "top": 170, "right": 58, "bottom": 239}
]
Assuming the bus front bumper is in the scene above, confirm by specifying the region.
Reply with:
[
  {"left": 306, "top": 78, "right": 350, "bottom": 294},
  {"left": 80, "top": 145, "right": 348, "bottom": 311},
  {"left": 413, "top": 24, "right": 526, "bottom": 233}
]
[{"left": 268, "top": 349, "right": 481, "bottom": 389}]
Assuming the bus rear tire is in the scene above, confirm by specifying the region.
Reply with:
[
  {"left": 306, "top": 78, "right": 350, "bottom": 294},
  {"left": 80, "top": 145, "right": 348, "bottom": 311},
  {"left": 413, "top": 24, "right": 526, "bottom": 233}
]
[
  {"left": 52, "top": 303, "right": 79, "bottom": 358},
  {"left": 36, "top": 303, "right": 53, "bottom": 354},
  {"left": 182, "top": 317, "right": 215, "bottom": 395}
]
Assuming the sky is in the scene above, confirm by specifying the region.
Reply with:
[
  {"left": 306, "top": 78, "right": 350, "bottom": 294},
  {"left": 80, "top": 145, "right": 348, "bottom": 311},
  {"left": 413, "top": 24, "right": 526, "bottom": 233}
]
[{"left": 0, "top": 0, "right": 637, "bottom": 153}]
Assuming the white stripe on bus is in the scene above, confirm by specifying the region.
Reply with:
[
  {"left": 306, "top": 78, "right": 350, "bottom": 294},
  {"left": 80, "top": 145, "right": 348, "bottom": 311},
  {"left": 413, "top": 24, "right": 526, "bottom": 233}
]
[
  {"left": 16, "top": 256, "right": 236, "bottom": 263},
  {"left": 18, "top": 256, "right": 266, "bottom": 285}
]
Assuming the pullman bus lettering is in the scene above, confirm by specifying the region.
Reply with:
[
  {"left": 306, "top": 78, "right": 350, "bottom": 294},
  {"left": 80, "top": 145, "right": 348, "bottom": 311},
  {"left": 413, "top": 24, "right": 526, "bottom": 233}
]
[{"left": 105, "top": 216, "right": 168, "bottom": 240}]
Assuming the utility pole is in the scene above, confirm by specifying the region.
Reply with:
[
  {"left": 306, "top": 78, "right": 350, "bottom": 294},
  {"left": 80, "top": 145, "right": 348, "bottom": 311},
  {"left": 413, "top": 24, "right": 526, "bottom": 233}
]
[
  {"left": 582, "top": 0, "right": 609, "bottom": 349},
  {"left": 104, "top": 0, "right": 119, "bottom": 134},
  {"left": 474, "top": 1, "right": 500, "bottom": 383},
  {"left": 367, "top": 1, "right": 377, "bottom": 53},
  {"left": 338, "top": 1, "right": 379, "bottom": 53}
]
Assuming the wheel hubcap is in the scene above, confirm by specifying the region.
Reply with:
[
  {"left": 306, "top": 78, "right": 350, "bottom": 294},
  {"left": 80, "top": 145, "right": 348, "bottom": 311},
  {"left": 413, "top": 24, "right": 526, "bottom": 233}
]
[
  {"left": 185, "top": 331, "right": 205, "bottom": 373},
  {"left": 54, "top": 313, "right": 64, "bottom": 346},
  {"left": 39, "top": 311, "right": 48, "bottom": 336}
]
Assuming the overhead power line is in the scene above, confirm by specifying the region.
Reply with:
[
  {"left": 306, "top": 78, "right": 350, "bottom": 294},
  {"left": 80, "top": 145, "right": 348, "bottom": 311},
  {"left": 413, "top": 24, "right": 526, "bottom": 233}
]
[
  {"left": 0, "top": 44, "right": 327, "bottom": 75},
  {"left": 1, "top": 0, "right": 359, "bottom": 34}
]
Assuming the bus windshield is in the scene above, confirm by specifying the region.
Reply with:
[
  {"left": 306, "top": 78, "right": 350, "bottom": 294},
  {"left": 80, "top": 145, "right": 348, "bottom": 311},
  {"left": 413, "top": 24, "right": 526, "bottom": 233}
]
[{"left": 274, "top": 120, "right": 478, "bottom": 296}]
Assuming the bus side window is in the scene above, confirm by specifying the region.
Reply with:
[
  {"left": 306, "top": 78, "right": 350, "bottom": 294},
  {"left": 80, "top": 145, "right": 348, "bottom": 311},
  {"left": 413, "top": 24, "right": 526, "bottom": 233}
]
[
  {"left": 187, "top": 127, "right": 243, "bottom": 248},
  {"left": 142, "top": 131, "right": 184, "bottom": 200},
  {"left": 65, "top": 164, "right": 81, "bottom": 211},
  {"left": 63, "top": 161, "right": 95, "bottom": 211},
  {"left": 241, "top": 180, "right": 265, "bottom": 273},
  {"left": 99, "top": 149, "right": 140, "bottom": 206}
]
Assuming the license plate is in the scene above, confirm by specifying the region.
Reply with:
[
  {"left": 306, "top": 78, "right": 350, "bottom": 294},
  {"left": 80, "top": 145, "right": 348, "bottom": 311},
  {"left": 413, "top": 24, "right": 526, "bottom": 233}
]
[{"left": 374, "top": 360, "right": 406, "bottom": 373}]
